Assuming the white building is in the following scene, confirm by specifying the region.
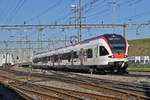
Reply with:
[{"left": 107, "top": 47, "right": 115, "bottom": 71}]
[
  {"left": 128, "top": 56, "right": 150, "bottom": 64},
  {"left": 0, "top": 53, "right": 15, "bottom": 66}
]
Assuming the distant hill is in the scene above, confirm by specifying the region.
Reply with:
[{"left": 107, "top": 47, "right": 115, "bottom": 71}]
[{"left": 128, "top": 38, "right": 150, "bottom": 56}]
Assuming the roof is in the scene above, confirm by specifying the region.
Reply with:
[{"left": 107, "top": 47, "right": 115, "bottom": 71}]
[{"left": 34, "top": 34, "right": 123, "bottom": 56}]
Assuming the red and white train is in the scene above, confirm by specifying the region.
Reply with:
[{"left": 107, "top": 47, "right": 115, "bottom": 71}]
[{"left": 32, "top": 34, "right": 129, "bottom": 73}]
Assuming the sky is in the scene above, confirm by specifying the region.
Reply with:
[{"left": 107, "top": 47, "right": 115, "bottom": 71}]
[{"left": 0, "top": 0, "right": 150, "bottom": 49}]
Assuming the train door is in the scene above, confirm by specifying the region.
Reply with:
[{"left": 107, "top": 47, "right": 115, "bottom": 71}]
[
  {"left": 99, "top": 46, "right": 109, "bottom": 65},
  {"left": 71, "top": 50, "right": 74, "bottom": 65},
  {"left": 93, "top": 45, "right": 99, "bottom": 65},
  {"left": 86, "top": 48, "right": 93, "bottom": 65},
  {"left": 79, "top": 49, "right": 84, "bottom": 65},
  {"left": 58, "top": 54, "right": 60, "bottom": 66},
  {"left": 52, "top": 56, "right": 55, "bottom": 66}
]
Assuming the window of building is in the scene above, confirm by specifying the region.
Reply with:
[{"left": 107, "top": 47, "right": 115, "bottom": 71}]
[{"left": 99, "top": 46, "right": 109, "bottom": 56}]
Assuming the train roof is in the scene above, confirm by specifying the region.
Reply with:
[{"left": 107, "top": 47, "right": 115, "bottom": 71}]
[{"left": 34, "top": 34, "right": 123, "bottom": 56}]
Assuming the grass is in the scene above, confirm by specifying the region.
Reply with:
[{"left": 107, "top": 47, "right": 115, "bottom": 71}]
[
  {"left": 127, "top": 66, "right": 150, "bottom": 71},
  {"left": 127, "top": 38, "right": 150, "bottom": 71}
]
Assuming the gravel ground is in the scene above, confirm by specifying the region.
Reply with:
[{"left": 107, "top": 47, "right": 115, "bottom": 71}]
[
  {"left": 0, "top": 66, "right": 150, "bottom": 97},
  {"left": 9, "top": 66, "right": 150, "bottom": 85},
  {"left": 77, "top": 72, "right": 150, "bottom": 85},
  {"left": 34, "top": 80, "right": 105, "bottom": 95},
  {"left": 0, "top": 67, "right": 107, "bottom": 96}
]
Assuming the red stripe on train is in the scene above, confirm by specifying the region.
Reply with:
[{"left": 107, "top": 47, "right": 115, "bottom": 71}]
[{"left": 113, "top": 53, "right": 125, "bottom": 58}]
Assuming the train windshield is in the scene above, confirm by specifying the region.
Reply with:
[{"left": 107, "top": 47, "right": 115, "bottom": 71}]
[{"left": 105, "top": 34, "right": 126, "bottom": 53}]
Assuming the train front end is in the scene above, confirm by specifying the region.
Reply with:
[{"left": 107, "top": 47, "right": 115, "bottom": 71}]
[{"left": 103, "top": 34, "right": 128, "bottom": 73}]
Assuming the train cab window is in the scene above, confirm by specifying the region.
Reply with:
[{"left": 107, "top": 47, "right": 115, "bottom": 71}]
[
  {"left": 99, "top": 46, "right": 109, "bottom": 56},
  {"left": 87, "top": 49, "right": 93, "bottom": 58}
]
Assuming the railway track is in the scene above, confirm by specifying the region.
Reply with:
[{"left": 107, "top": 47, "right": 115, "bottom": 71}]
[
  {"left": 0, "top": 67, "right": 150, "bottom": 100},
  {"left": 49, "top": 71, "right": 150, "bottom": 98},
  {"left": 9, "top": 82, "right": 120, "bottom": 100},
  {"left": 0, "top": 75, "right": 121, "bottom": 100}
]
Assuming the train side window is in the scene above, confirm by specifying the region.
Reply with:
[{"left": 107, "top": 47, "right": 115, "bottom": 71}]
[
  {"left": 54, "top": 55, "right": 58, "bottom": 62},
  {"left": 68, "top": 52, "right": 71, "bottom": 62},
  {"left": 87, "top": 49, "right": 93, "bottom": 58},
  {"left": 73, "top": 51, "right": 78, "bottom": 58},
  {"left": 3, "top": 55, "right": 5, "bottom": 59},
  {"left": 99, "top": 46, "right": 109, "bottom": 56}
]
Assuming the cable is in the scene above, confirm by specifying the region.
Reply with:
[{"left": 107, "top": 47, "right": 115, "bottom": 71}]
[
  {"left": 86, "top": 8, "right": 110, "bottom": 18},
  {"left": 84, "top": 0, "right": 107, "bottom": 14},
  {"left": 61, "top": 0, "right": 103, "bottom": 24},
  {"left": 0, "top": 0, "right": 18, "bottom": 24},
  {"left": 127, "top": 10, "right": 150, "bottom": 21},
  {"left": 5, "top": 0, "right": 26, "bottom": 24},
  {"left": 85, "top": 0, "right": 108, "bottom": 17},
  {"left": 5, "top": 0, "right": 23, "bottom": 24},
  {"left": 27, "top": 0, "right": 62, "bottom": 22},
  {"left": 128, "top": 0, "right": 143, "bottom": 6}
]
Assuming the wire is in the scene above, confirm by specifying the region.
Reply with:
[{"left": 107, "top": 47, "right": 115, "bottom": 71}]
[
  {"left": 127, "top": 10, "right": 150, "bottom": 21},
  {"left": 84, "top": 0, "right": 107, "bottom": 14},
  {"left": 27, "top": 0, "right": 62, "bottom": 22},
  {"left": 0, "top": 0, "right": 17, "bottom": 24},
  {"left": 55, "top": 10, "right": 73, "bottom": 24},
  {"left": 5, "top": 0, "right": 26, "bottom": 24},
  {"left": 61, "top": 0, "right": 103, "bottom": 24},
  {"left": 86, "top": 8, "right": 110, "bottom": 18},
  {"left": 128, "top": 0, "right": 143, "bottom": 6},
  {"left": 85, "top": 1, "right": 108, "bottom": 17},
  {"left": 5, "top": 0, "right": 23, "bottom": 23}
]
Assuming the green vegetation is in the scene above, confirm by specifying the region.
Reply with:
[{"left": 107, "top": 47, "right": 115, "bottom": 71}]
[
  {"left": 127, "top": 65, "right": 150, "bottom": 71},
  {"left": 127, "top": 38, "right": 150, "bottom": 71},
  {"left": 128, "top": 38, "right": 150, "bottom": 56}
]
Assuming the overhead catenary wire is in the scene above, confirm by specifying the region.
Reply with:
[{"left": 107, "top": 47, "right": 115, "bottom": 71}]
[
  {"left": 85, "top": 0, "right": 113, "bottom": 24},
  {"left": 128, "top": 0, "right": 143, "bottom": 6},
  {"left": 63, "top": 0, "right": 103, "bottom": 24},
  {"left": 5, "top": 0, "right": 26, "bottom": 24},
  {"left": 84, "top": 0, "right": 107, "bottom": 14},
  {"left": 27, "top": 0, "right": 62, "bottom": 23},
  {"left": 0, "top": 0, "right": 18, "bottom": 24},
  {"left": 124, "top": 9, "right": 150, "bottom": 22},
  {"left": 85, "top": 0, "right": 109, "bottom": 18}
]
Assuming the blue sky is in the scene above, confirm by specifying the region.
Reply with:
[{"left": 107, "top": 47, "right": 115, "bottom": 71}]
[{"left": 0, "top": 0, "right": 150, "bottom": 49}]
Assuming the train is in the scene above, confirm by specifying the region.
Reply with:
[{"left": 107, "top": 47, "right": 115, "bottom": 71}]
[{"left": 32, "top": 34, "right": 129, "bottom": 74}]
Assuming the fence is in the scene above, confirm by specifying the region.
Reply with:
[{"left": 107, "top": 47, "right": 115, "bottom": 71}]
[{"left": 128, "top": 56, "right": 150, "bottom": 64}]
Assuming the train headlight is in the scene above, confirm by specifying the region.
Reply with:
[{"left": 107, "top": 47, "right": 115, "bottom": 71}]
[
  {"left": 108, "top": 55, "right": 114, "bottom": 58},
  {"left": 124, "top": 55, "right": 128, "bottom": 58}
]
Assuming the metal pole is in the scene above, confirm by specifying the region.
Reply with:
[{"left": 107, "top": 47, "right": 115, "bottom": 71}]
[
  {"left": 38, "top": 29, "right": 43, "bottom": 49},
  {"left": 123, "top": 23, "right": 126, "bottom": 38},
  {"left": 74, "top": 6, "right": 77, "bottom": 25},
  {"left": 79, "top": 0, "right": 82, "bottom": 42},
  {"left": 113, "top": 0, "right": 116, "bottom": 34}
]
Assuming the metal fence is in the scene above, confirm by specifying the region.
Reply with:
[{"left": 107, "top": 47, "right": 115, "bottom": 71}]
[{"left": 128, "top": 56, "right": 150, "bottom": 64}]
